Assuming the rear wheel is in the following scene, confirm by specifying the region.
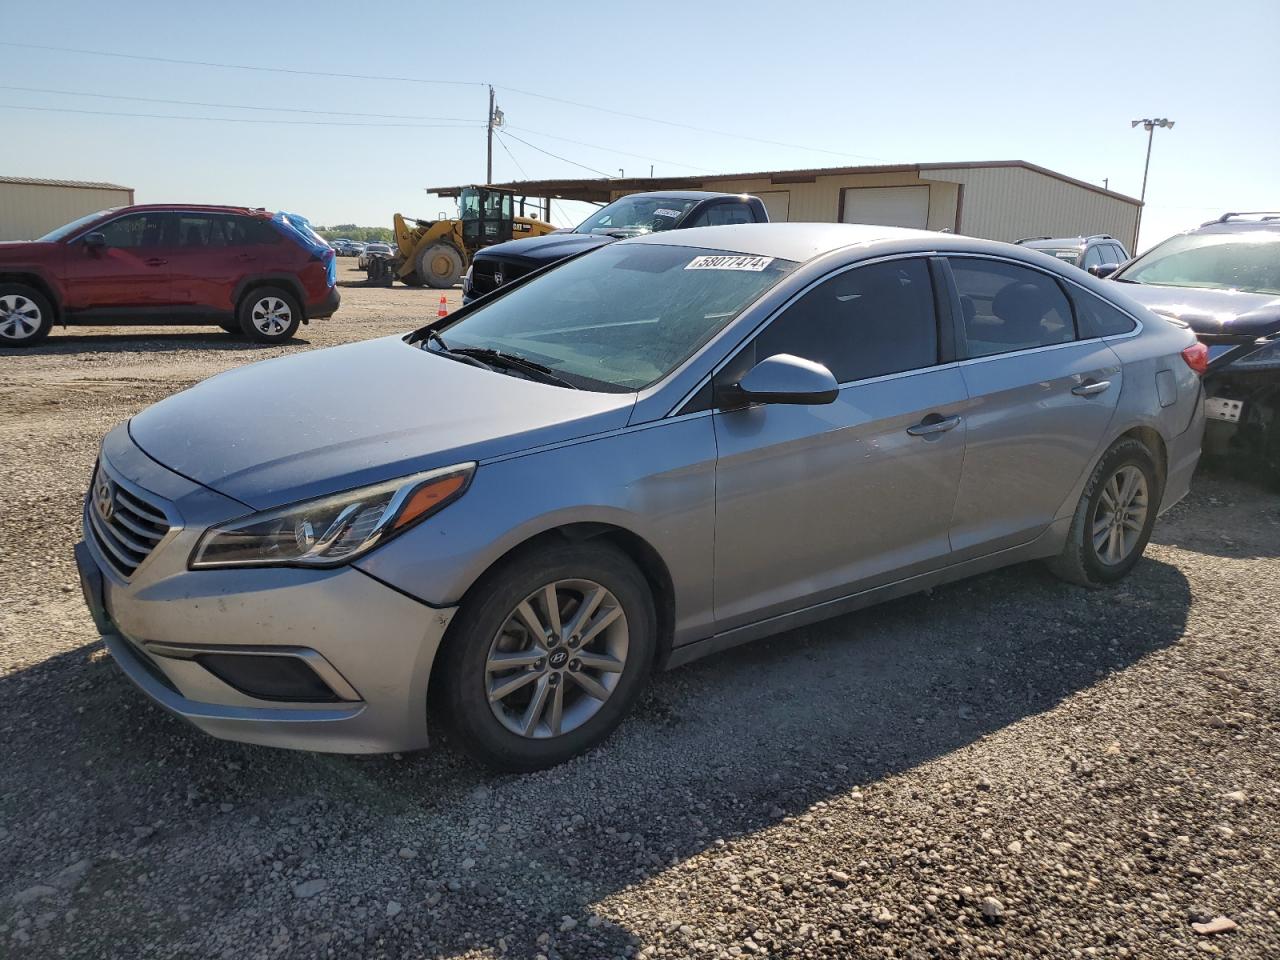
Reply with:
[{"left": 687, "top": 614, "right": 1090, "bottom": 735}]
[
  {"left": 238, "top": 286, "right": 301, "bottom": 344},
  {"left": 416, "top": 244, "right": 464, "bottom": 289},
  {"left": 436, "top": 541, "right": 657, "bottom": 771},
  {"left": 0, "top": 283, "right": 54, "bottom": 347},
  {"left": 1047, "top": 437, "right": 1161, "bottom": 587}
]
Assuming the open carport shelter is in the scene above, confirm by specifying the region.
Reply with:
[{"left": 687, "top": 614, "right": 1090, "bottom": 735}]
[
  {"left": 0, "top": 176, "right": 134, "bottom": 241},
  {"left": 432, "top": 160, "right": 1140, "bottom": 250}
]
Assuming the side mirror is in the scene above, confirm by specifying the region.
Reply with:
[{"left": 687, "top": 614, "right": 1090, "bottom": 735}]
[
  {"left": 1089, "top": 263, "right": 1119, "bottom": 278},
  {"left": 719, "top": 354, "right": 839, "bottom": 408},
  {"left": 82, "top": 232, "right": 106, "bottom": 249}
]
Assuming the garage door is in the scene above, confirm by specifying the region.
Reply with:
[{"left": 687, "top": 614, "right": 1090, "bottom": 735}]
[
  {"left": 754, "top": 191, "right": 790, "bottom": 223},
  {"left": 840, "top": 186, "right": 930, "bottom": 229}
]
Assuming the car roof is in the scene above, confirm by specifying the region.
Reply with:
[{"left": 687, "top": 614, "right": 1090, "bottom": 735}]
[
  {"left": 621, "top": 222, "right": 943, "bottom": 262},
  {"left": 1021, "top": 237, "right": 1086, "bottom": 249},
  {"left": 1192, "top": 218, "right": 1280, "bottom": 236},
  {"left": 114, "top": 203, "right": 270, "bottom": 216},
  {"left": 614, "top": 190, "right": 754, "bottom": 201}
]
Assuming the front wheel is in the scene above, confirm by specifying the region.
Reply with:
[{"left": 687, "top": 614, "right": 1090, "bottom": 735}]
[
  {"left": 238, "top": 287, "right": 301, "bottom": 344},
  {"left": 1047, "top": 437, "right": 1162, "bottom": 587},
  {"left": 416, "top": 244, "right": 464, "bottom": 289},
  {"left": 0, "top": 284, "right": 54, "bottom": 347},
  {"left": 436, "top": 541, "right": 657, "bottom": 771}
]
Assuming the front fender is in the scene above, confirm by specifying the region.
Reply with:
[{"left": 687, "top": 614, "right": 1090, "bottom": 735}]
[{"left": 353, "top": 415, "right": 719, "bottom": 645}]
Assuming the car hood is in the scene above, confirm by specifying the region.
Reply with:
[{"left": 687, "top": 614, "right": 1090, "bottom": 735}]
[
  {"left": 476, "top": 232, "right": 615, "bottom": 265},
  {"left": 128, "top": 336, "right": 636, "bottom": 509},
  {"left": 0, "top": 240, "right": 58, "bottom": 261},
  {"left": 1115, "top": 282, "right": 1280, "bottom": 340}
]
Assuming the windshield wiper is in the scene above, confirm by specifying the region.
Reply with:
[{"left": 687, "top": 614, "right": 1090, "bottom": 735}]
[
  {"left": 448, "top": 347, "right": 580, "bottom": 389},
  {"left": 421, "top": 331, "right": 494, "bottom": 370}
]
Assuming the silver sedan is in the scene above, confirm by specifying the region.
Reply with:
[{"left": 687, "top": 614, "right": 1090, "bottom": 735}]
[{"left": 76, "top": 223, "right": 1206, "bottom": 770}]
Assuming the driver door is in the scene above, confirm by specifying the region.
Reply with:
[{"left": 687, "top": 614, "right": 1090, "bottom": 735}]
[
  {"left": 711, "top": 257, "right": 969, "bottom": 632},
  {"left": 62, "top": 212, "right": 175, "bottom": 311}
]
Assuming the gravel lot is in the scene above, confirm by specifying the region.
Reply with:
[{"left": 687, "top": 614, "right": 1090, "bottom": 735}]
[{"left": 2, "top": 263, "right": 1278, "bottom": 959}]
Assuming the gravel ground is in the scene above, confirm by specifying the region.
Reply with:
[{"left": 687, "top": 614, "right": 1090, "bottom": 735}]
[{"left": 2, "top": 264, "right": 1278, "bottom": 958}]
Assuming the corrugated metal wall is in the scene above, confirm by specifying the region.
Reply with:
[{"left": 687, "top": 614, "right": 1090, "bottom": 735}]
[
  {"left": 0, "top": 183, "right": 133, "bottom": 241},
  {"left": 925, "top": 166, "right": 1139, "bottom": 249}
]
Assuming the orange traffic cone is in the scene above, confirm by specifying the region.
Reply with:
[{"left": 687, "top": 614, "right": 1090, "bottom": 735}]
[{"left": 436, "top": 295, "right": 448, "bottom": 319}]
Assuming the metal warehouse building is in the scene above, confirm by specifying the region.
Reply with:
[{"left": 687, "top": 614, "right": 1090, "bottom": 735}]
[
  {"left": 435, "top": 160, "right": 1140, "bottom": 250},
  {"left": 0, "top": 176, "right": 134, "bottom": 242}
]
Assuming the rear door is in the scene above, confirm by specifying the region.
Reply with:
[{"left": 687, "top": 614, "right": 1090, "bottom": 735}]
[
  {"left": 944, "top": 256, "right": 1122, "bottom": 557},
  {"left": 166, "top": 214, "right": 274, "bottom": 312},
  {"left": 711, "top": 256, "right": 968, "bottom": 631},
  {"left": 61, "top": 212, "right": 174, "bottom": 311}
]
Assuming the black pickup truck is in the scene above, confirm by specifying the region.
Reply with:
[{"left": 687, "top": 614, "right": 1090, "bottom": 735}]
[{"left": 462, "top": 190, "right": 769, "bottom": 303}]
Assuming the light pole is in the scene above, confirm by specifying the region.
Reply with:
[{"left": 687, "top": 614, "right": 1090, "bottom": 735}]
[{"left": 1131, "top": 117, "right": 1174, "bottom": 250}]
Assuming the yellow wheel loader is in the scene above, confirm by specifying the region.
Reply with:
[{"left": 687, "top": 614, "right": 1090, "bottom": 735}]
[{"left": 372, "top": 185, "right": 557, "bottom": 289}]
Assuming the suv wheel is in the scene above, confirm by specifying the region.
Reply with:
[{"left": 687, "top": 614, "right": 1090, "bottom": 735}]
[
  {"left": 238, "top": 287, "right": 301, "bottom": 344},
  {"left": 0, "top": 284, "right": 54, "bottom": 348},
  {"left": 436, "top": 541, "right": 657, "bottom": 771},
  {"left": 1047, "top": 437, "right": 1161, "bottom": 587}
]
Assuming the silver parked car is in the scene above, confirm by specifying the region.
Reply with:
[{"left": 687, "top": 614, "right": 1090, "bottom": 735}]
[{"left": 75, "top": 223, "right": 1206, "bottom": 770}]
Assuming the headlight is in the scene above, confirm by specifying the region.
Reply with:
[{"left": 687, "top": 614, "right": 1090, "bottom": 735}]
[{"left": 190, "top": 463, "right": 474, "bottom": 569}]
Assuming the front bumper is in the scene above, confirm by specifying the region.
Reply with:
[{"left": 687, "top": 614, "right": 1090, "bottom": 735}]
[{"left": 77, "top": 427, "right": 456, "bottom": 754}]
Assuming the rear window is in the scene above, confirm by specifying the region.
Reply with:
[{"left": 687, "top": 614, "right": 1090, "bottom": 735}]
[{"left": 1072, "top": 288, "right": 1138, "bottom": 338}]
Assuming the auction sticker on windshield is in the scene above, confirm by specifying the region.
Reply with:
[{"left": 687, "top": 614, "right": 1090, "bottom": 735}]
[
  {"left": 654, "top": 208, "right": 685, "bottom": 219},
  {"left": 685, "top": 255, "right": 775, "bottom": 271}
]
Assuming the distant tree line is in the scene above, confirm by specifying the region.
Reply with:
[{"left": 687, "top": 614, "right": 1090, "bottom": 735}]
[{"left": 316, "top": 224, "right": 394, "bottom": 243}]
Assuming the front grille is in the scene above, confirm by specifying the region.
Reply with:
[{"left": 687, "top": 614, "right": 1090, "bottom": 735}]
[
  {"left": 470, "top": 257, "right": 532, "bottom": 296},
  {"left": 87, "top": 465, "right": 171, "bottom": 578}
]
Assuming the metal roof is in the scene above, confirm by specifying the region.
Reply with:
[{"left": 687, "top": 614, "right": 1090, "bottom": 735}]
[
  {"left": 0, "top": 175, "right": 132, "bottom": 191},
  {"left": 430, "top": 161, "right": 1139, "bottom": 206}
]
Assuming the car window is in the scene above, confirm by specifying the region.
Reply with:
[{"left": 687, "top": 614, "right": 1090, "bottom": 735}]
[
  {"left": 575, "top": 196, "right": 699, "bottom": 237},
  {"left": 950, "top": 258, "right": 1074, "bottom": 358},
  {"left": 688, "top": 203, "right": 756, "bottom": 228},
  {"left": 753, "top": 259, "right": 938, "bottom": 383},
  {"left": 1107, "top": 244, "right": 1128, "bottom": 264},
  {"left": 97, "top": 214, "right": 168, "bottom": 249},
  {"left": 174, "top": 216, "right": 214, "bottom": 248},
  {"left": 1083, "top": 245, "right": 1105, "bottom": 269},
  {"left": 1073, "top": 288, "right": 1138, "bottom": 338}
]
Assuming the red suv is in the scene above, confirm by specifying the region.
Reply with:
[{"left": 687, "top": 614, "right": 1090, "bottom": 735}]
[{"left": 0, "top": 204, "right": 339, "bottom": 347}]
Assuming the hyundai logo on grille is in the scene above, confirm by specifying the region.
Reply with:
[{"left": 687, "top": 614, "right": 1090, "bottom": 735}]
[{"left": 94, "top": 474, "right": 116, "bottom": 522}]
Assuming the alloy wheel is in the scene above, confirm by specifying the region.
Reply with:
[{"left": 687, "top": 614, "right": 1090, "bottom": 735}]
[
  {"left": 0, "top": 294, "right": 42, "bottom": 341},
  {"left": 250, "top": 297, "right": 292, "bottom": 336},
  {"left": 1091, "top": 464, "right": 1149, "bottom": 565},
  {"left": 484, "top": 578, "right": 629, "bottom": 739}
]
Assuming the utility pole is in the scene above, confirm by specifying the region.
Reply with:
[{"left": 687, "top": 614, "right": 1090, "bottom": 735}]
[
  {"left": 486, "top": 85, "right": 495, "bottom": 184},
  {"left": 1131, "top": 117, "right": 1174, "bottom": 250}
]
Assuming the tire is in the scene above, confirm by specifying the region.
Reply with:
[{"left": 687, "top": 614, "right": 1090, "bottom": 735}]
[
  {"left": 1046, "top": 437, "right": 1162, "bottom": 587},
  {"left": 415, "top": 244, "right": 464, "bottom": 289},
  {"left": 0, "top": 283, "right": 54, "bottom": 348},
  {"left": 237, "top": 286, "right": 301, "bottom": 344},
  {"left": 436, "top": 540, "right": 657, "bottom": 771}
]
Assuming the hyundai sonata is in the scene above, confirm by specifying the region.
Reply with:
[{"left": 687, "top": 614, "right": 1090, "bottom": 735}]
[{"left": 76, "top": 223, "right": 1205, "bottom": 770}]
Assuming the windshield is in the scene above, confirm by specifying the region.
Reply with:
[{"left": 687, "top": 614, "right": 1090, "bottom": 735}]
[
  {"left": 1117, "top": 230, "right": 1280, "bottom": 296},
  {"left": 574, "top": 196, "right": 699, "bottom": 237},
  {"left": 430, "top": 243, "right": 796, "bottom": 391},
  {"left": 37, "top": 209, "right": 115, "bottom": 242}
]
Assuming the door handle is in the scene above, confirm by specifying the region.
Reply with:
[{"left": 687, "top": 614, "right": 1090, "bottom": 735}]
[
  {"left": 907, "top": 414, "right": 962, "bottom": 437},
  {"left": 1071, "top": 379, "right": 1112, "bottom": 397},
  {"left": 144, "top": 257, "right": 168, "bottom": 267}
]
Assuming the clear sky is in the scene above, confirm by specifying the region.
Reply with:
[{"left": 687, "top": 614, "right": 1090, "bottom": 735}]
[{"left": 3, "top": 0, "right": 1276, "bottom": 249}]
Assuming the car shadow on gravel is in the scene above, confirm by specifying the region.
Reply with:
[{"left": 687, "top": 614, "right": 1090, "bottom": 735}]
[
  {"left": 0, "top": 555, "right": 1192, "bottom": 958},
  {"left": 17, "top": 331, "right": 314, "bottom": 354},
  {"left": 1150, "top": 470, "right": 1280, "bottom": 559}
]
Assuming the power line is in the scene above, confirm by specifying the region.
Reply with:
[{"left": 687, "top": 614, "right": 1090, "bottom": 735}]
[
  {"left": 0, "top": 103, "right": 483, "bottom": 128},
  {"left": 0, "top": 41, "right": 485, "bottom": 87},
  {"left": 499, "top": 85, "right": 886, "bottom": 162},
  {"left": 505, "top": 125, "right": 715, "bottom": 174},
  {"left": 497, "top": 130, "right": 614, "bottom": 178},
  {"left": 494, "top": 134, "right": 576, "bottom": 225},
  {"left": 0, "top": 84, "right": 474, "bottom": 122}
]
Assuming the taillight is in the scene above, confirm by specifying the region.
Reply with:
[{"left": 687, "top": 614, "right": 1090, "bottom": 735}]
[{"left": 1181, "top": 342, "right": 1209, "bottom": 376}]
